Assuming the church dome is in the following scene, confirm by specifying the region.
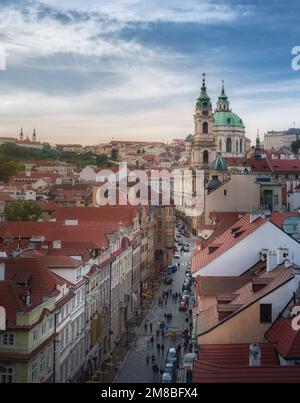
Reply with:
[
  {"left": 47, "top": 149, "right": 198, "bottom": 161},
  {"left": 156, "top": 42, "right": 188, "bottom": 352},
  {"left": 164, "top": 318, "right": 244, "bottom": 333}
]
[
  {"left": 213, "top": 111, "right": 244, "bottom": 128},
  {"left": 207, "top": 175, "right": 222, "bottom": 191},
  {"left": 211, "top": 152, "right": 228, "bottom": 172}
]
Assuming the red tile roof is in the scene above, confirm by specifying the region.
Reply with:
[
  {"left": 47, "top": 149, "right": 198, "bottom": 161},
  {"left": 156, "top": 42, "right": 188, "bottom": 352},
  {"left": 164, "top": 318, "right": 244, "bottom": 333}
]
[
  {"left": 198, "top": 265, "right": 295, "bottom": 335},
  {"left": 197, "top": 343, "right": 279, "bottom": 367},
  {"left": 192, "top": 214, "right": 266, "bottom": 274},
  {"left": 268, "top": 159, "right": 300, "bottom": 172},
  {"left": 266, "top": 309, "right": 300, "bottom": 359},
  {"left": 192, "top": 360, "right": 300, "bottom": 383},
  {"left": 0, "top": 257, "right": 67, "bottom": 328}
]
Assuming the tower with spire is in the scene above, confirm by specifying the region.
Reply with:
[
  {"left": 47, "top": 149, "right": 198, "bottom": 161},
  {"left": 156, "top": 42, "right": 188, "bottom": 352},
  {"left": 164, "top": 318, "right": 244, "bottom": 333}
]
[
  {"left": 32, "top": 128, "right": 37, "bottom": 142},
  {"left": 255, "top": 129, "right": 262, "bottom": 160},
  {"left": 19, "top": 128, "right": 24, "bottom": 141},
  {"left": 216, "top": 81, "right": 230, "bottom": 112},
  {"left": 191, "top": 73, "right": 216, "bottom": 170}
]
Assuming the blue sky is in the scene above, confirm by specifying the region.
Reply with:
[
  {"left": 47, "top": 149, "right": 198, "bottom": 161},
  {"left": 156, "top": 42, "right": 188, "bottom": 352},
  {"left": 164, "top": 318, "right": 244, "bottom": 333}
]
[{"left": 0, "top": 0, "right": 299, "bottom": 145}]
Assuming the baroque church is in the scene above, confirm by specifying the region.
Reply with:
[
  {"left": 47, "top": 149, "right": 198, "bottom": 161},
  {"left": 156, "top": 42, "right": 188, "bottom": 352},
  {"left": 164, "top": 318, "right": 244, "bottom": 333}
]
[{"left": 191, "top": 74, "right": 246, "bottom": 170}]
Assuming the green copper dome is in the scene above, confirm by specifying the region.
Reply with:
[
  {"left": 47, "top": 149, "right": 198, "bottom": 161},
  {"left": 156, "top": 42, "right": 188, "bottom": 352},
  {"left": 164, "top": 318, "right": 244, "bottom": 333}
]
[
  {"left": 213, "top": 111, "right": 244, "bottom": 128},
  {"left": 211, "top": 152, "right": 228, "bottom": 172}
]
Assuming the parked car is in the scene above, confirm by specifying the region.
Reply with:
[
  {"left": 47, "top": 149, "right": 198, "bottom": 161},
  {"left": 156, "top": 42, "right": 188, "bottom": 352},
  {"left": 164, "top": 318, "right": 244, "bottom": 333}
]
[
  {"left": 166, "top": 348, "right": 177, "bottom": 365},
  {"left": 182, "top": 294, "right": 190, "bottom": 303},
  {"left": 173, "top": 252, "right": 181, "bottom": 259},
  {"left": 179, "top": 300, "right": 188, "bottom": 311},
  {"left": 161, "top": 372, "right": 172, "bottom": 383},
  {"left": 164, "top": 362, "right": 175, "bottom": 375}
]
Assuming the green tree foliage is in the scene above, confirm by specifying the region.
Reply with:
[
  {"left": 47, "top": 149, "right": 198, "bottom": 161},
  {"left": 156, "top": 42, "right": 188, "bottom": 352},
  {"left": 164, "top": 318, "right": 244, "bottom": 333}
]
[
  {"left": 111, "top": 148, "right": 119, "bottom": 161},
  {"left": 4, "top": 200, "right": 42, "bottom": 221},
  {"left": 0, "top": 143, "right": 115, "bottom": 181},
  {"left": 291, "top": 140, "right": 300, "bottom": 154}
]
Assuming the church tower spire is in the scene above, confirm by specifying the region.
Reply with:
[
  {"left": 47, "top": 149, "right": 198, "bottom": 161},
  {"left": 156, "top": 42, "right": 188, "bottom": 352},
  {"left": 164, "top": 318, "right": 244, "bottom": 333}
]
[
  {"left": 216, "top": 80, "right": 230, "bottom": 112},
  {"left": 255, "top": 129, "right": 262, "bottom": 160},
  {"left": 20, "top": 128, "right": 24, "bottom": 141},
  {"left": 32, "top": 128, "right": 37, "bottom": 142},
  {"left": 191, "top": 73, "right": 216, "bottom": 170}
]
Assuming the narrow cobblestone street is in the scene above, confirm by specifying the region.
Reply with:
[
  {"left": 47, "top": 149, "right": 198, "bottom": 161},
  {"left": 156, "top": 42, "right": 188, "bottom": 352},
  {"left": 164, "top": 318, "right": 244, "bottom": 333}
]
[{"left": 116, "top": 236, "right": 195, "bottom": 383}]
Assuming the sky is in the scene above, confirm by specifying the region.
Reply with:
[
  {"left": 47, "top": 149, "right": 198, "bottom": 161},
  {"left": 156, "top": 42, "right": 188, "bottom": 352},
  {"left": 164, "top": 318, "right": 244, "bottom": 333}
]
[{"left": 0, "top": 0, "right": 300, "bottom": 145}]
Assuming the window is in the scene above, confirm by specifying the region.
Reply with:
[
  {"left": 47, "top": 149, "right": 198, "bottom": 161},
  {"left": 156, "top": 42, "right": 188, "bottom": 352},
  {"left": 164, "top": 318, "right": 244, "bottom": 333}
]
[
  {"left": 1, "top": 367, "right": 14, "bottom": 383},
  {"left": 260, "top": 304, "right": 272, "bottom": 323},
  {"left": 203, "top": 150, "right": 209, "bottom": 164},
  {"left": 202, "top": 122, "right": 208, "bottom": 134},
  {"left": 31, "top": 361, "right": 37, "bottom": 383},
  {"left": 274, "top": 194, "right": 279, "bottom": 206},
  {"left": 41, "top": 323, "right": 47, "bottom": 336},
  {"left": 40, "top": 352, "right": 46, "bottom": 376},
  {"left": 33, "top": 329, "right": 39, "bottom": 343},
  {"left": 226, "top": 138, "right": 232, "bottom": 153},
  {"left": 2, "top": 333, "right": 15, "bottom": 346},
  {"left": 224, "top": 190, "right": 227, "bottom": 196}
]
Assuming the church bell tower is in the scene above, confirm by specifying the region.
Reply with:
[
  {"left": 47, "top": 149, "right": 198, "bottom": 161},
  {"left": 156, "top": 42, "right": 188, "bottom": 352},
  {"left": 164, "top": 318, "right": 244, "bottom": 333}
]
[{"left": 191, "top": 73, "right": 216, "bottom": 170}]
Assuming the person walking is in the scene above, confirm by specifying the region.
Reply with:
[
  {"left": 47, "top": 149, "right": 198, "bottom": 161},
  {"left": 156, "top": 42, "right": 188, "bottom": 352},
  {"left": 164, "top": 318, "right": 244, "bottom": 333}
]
[
  {"left": 151, "top": 354, "right": 156, "bottom": 364},
  {"left": 164, "top": 299, "right": 167, "bottom": 307},
  {"left": 144, "top": 322, "right": 148, "bottom": 334},
  {"left": 156, "top": 342, "right": 161, "bottom": 355},
  {"left": 150, "top": 335, "right": 154, "bottom": 348},
  {"left": 149, "top": 322, "right": 153, "bottom": 333},
  {"left": 161, "top": 343, "right": 165, "bottom": 356},
  {"left": 156, "top": 329, "right": 160, "bottom": 339},
  {"left": 161, "top": 329, "right": 165, "bottom": 340},
  {"left": 146, "top": 353, "right": 150, "bottom": 366}
]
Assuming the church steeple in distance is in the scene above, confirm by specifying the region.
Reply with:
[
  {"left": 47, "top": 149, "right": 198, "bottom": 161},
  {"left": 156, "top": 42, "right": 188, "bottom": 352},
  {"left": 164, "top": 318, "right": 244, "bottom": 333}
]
[
  {"left": 216, "top": 80, "right": 230, "bottom": 112},
  {"left": 255, "top": 129, "right": 262, "bottom": 160},
  {"left": 196, "top": 73, "right": 212, "bottom": 110},
  {"left": 32, "top": 128, "right": 37, "bottom": 142},
  {"left": 20, "top": 128, "right": 24, "bottom": 141}
]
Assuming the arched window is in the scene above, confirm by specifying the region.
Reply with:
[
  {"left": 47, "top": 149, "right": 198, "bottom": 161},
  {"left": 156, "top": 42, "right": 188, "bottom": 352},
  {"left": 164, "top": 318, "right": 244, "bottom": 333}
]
[
  {"left": 240, "top": 139, "right": 243, "bottom": 153},
  {"left": 226, "top": 138, "right": 232, "bottom": 153},
  {"left": 236, "top": 140, "right": 239, "bottom": 153},
  {"left": 203, "top": 150, "right": 209, "bottom": 164},
  {"left": 219, "top": 139, "right": 222, "bottom": 151},
  {"left": 202, "top": 122, "right": 208, "bottom": 134}
]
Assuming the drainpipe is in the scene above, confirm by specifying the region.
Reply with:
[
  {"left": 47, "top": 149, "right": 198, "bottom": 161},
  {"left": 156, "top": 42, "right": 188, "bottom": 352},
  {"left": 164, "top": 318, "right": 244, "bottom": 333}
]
[{"left": 53, "top": 307, "right": 60, "bottom": 384}]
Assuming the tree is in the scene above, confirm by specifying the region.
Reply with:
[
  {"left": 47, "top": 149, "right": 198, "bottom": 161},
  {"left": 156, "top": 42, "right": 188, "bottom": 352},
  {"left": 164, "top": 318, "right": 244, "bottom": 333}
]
[
  {"left": 4, "top": 200, "right": 42, "bottom": 221},
  {"left": 111, "top": 148, "right": 119, "bottom": 161},
  {"left": 291, "top": 140, "right": 300, "bottom": 154}
]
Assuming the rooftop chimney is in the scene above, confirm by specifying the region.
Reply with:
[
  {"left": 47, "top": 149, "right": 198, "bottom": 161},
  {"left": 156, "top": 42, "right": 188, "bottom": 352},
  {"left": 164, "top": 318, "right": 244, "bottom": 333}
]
[
  {"left": 277, "top": 248, "right": 289, "bottom": 266},
  {"left": 0, "top": 262, "right": 5, "bottom": 281},
  {"left": 249, "top": 343, "right": 261, "bottom": 367},
  {"left": 267, "top": 251, "right": 277, "bottom": 272}
]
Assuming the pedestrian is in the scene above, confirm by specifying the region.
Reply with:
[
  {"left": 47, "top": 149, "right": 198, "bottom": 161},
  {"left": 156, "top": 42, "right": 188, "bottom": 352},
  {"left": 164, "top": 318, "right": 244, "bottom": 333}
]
[
  {"left": 161, "top": 344, "right": 165, "bottom": 356},
  {"left": 152, "top": 364, "right": 156, "bottom": 376},
  {"left": 164, "top": 312, "right": 167, "bottom": 320},
  {"left": 144, "top": 322, "right": 148, "bottom": 334},
  {"left": 161, "top": 329, "right": 165, "bottom": 340},
  {"left": 156, "top": 342, "right": 161, "bottom": 355},
  {"left": 165, "top": 299, "right": 167, "bottom": 307},
  {"left": 147, "top": 337, "right": 150, "bottom": 348},
  {"left": 150, "top": 335, "right": 154, "bottom": 348},
  {"left": 149, "top": 322, "right": 153, "bottom": 333},
  {"left": 156, "top": 328, "right": 160, "bottom": 338},
  {"left": 151, "top": 354, "right": 156, "bottom": 364},
  {"left": 146, "top": 353, "right": 150, "bottom": 366}
]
